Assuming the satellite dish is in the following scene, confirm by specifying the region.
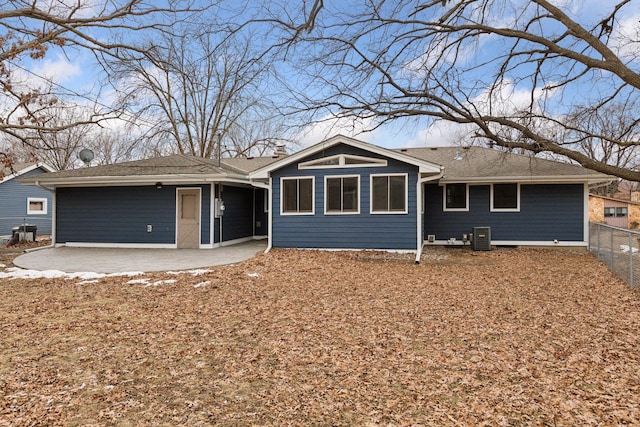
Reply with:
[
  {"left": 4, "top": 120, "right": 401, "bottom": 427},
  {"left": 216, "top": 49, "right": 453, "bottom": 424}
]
[{"left": 79, "top": 148, "right": 94, "bottom": 166}]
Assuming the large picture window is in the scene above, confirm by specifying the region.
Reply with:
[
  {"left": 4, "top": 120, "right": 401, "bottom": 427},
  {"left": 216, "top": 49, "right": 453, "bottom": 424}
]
[
  {"left": 371, "top": 174, "right": 407, "bottom": 214},
  {"left": 325, "top": 176, "right": 359, "bottom": 214},
  {"left": 444, "top": 183, "right": 468, "bottom": 211},
  {"left": 491, "top": 183, "right": 520, "bottom": 211},
  {"left": 281, "top": 177, "right": 314, "bottom": 214}
]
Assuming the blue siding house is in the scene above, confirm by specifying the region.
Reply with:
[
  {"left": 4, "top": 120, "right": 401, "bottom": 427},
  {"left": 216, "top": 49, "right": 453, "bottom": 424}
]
[
  {"left": 21, "top": 135, "right": 610, "bottom": 259},
  {"left": 1, "top": 163, "right": 54, "bottom": 239}
]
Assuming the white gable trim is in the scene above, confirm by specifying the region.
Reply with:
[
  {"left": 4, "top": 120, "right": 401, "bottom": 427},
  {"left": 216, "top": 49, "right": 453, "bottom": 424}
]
[
  {"left": 1, "top": 163, "right": 55, "bottom": 185},
  {"left": 250, "top": 135, "right": 442, "bottom": 179}
]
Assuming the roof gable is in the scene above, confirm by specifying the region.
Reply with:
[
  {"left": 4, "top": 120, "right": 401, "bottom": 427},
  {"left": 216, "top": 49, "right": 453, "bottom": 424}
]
[
  {"left": 1, "top": 163, "right": 55, "bottom": 185},
  {"left": 249, "top": 135, "right": 442, "bottom": 179}
]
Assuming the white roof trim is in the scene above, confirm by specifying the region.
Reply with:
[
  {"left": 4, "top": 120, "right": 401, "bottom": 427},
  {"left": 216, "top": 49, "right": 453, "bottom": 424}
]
[
  {"left": 249, "top": 134, "right": 443, "bottom": 179},
  {"left": 0, "top": 163, "right": 55, "bottom": 185},
  {"left": 440, "top": 175, "right": 614, "bottom": 184},
  {"left": 27, "top": 172, "right": 252, "bottom": 188}
]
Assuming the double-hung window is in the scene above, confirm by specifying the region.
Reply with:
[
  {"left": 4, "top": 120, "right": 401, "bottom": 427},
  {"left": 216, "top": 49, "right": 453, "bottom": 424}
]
[
  {"left": 491, "top": 183, "right": 520, "bottom": 212},
  {"left": 443, "top": 183, "right": 468, "bottom": 211},
  {"left": 281, "top": 177, "right": 314, "bottom": 214},
  {"left": 325, "top": 176, "right": 359, "bottom": 214},
  {"left": 605, "top": 207, "right": 627, "bottom": 217},
  {"left": 371, "top": 174, "right": 407, "bottom": 214}
]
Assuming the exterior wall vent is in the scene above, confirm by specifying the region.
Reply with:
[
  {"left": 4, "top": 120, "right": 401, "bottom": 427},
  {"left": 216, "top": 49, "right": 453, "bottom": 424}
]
[{"left": 472, "top": 227, "right": 491, "bottom": 251}]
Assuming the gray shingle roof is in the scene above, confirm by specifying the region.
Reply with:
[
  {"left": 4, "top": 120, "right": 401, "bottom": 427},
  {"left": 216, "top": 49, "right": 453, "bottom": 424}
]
[{"left": 399, "top": 146, "right": 609, "bottom": 181}]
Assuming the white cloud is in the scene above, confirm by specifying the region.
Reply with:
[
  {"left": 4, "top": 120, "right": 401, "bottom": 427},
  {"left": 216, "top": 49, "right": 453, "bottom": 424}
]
[
  {"left": 610, "top": 12, "right": 640, "bottom": 62},
  {"left": 30, "top": 54, "right": 82, "bottom": 85},
  {"left": 295, "top": 114, "right": 379, "bottom": 148}
]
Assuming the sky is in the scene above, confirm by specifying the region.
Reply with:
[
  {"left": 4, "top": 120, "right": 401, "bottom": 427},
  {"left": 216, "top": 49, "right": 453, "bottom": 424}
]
[{"left": 7, "top": 0, "right": 640, "bottom": 154}]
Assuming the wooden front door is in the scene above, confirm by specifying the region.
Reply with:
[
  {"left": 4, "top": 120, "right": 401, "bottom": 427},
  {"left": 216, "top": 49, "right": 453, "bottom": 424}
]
[{"left": 177, "top": 188, "right": 200, "bottom": 248}]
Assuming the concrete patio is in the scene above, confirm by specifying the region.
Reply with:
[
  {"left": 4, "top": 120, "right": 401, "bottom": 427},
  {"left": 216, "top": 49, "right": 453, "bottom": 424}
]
[{"left": 13, "top": 240, "right": 267, "bottom": 273}]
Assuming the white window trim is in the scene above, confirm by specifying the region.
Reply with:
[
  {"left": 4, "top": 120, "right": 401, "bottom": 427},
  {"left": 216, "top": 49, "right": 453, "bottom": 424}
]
[
  {"left": 442, "top": 183, "right": 469, "bottom": 212},
  {"left": 324, "top": 174, "right": 361, "bottom": 215},
  {"left": 370, "top": 173, "right": 409, "bottom": 215},
  {"left": 490, "top": 183, "right": 521, "bottom": 212},
  {"left": 299, "top": 154, "right": 387, "bottom": 169},
  {"left": 27, "top": 197, "right": 47, "bottom": 215},
  {"left": 280, "top": 176, "right": 315, "bottom": 216}
]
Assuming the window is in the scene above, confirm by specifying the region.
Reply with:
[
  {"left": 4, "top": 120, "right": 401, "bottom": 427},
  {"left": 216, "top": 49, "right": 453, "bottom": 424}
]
[
  {"left": 444, "top": 183, "right": 468, "bottom": 211},
  {"left": 299, "top": 154, "right": 387, "bottom": 169},
  {"left": 491, "top": 183, "right": 520, "bottom": 211},
  {"left": 371, "top": 174, "right": 407, "bottom": 214},
  {"left": 27, "top": 197, "right": 47, "bottom": 215},
  {"left": 281, "top": 177, "right": 314, "bottom": 214},
  {"left": 604, "top": 206, "right": 627, "bottom": 218},
  {"left": 325, "top": 176, "right": 359, "bottom": 214}
]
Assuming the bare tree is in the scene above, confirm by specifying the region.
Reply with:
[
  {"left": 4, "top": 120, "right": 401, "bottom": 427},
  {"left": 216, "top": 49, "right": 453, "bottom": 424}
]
[
  {"left": 0, "top": 0, "right": 203, "bottom": 174},
  {"left": 107, "top": 24, "right": 289, "bottom": 159},
  {"left": 265, "top": 0, "right": 640, "bottom": 180}
]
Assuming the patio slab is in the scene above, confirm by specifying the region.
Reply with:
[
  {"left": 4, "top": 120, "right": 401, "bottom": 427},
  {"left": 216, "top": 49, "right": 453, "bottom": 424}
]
[{"left": 12, "top": 240, "right": 267, "bottom": 273}]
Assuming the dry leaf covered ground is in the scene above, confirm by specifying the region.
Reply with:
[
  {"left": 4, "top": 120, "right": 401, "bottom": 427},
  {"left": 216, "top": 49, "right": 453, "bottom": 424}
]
[{"left": 1, "top": 247, "right": 639, "bottom": 426}]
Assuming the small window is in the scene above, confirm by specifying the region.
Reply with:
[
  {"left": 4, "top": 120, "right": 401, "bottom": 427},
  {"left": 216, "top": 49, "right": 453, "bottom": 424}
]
[
  {"left": 325, "top": 176, "right": 359, "bottom": 214},
  {"left": 27, "top": 197, "right": 47, "bottom": 215},
  {"left": 444, "top": 183, "right": 468, "bottom": 211},
  {"left": 281, "top": 177, "right": 314, "bottom": 214},
  {"left": 299, "top": 154, "right": 387, "bottom": 169},
  {"left": 616, "top": 207, "right": 628, "bottom": 217},
  {"left": 371, "top": 174, "right": 407, "bottom": 214},
  {"left": 604, "top": 207, "right": 615, "bottom": 217},
  {"left": 491, "top": 183, "right": 519, "bottom": 211}
]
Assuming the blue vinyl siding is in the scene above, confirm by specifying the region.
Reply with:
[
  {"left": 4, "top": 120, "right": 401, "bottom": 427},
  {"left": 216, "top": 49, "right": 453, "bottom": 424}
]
[
  {"left": 0, "top": 168, "right": 53, "bottom": 236},
  {"left": 221, "top": 185, "right": 254, "bottom": 241},
  {"left": 272, "top": 144, "right": 418, "bottom": 250},
  {"left": 56, "top": 185, "right": 211, "bottom": 244},
  {"left": 424, "top": 183, "right": 585, "bottom": 242}
]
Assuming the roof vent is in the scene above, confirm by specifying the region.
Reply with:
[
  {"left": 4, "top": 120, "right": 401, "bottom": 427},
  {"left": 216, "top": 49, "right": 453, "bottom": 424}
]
[
  {"left": 400, "top": 148, "right": 407, "bottom": 152},
  {"left": 273, "top": 145, "right": 287, "bottom": 158}
]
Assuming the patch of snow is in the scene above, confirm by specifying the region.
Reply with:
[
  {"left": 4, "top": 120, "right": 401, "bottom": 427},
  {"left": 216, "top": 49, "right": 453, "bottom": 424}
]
[
  {"left": 0, "top": 267, "right": 145, "bottom": 281},
  {"left": 620, "top": 245, "right": 639, "bottom": 253},
  {"left": 144, "top": 279, "right": 177, "bottom": 287},
  {"left": 76, "top": 280, "right": 100, "bottom": 285},
  {"left": 194, "top": 281, "right": 210, "bottom": 288},
  {"left": 0, "top": 263, "right": 5, "bottom": 268},
  {"left": 247, "top": 272, "right": 259, "bottom": 278},
  {"left": 167, "top": 269, "right": 213, "bottom": 276},
  {"left": 127, "top": 278, "right": 150, "bottom": 285}
]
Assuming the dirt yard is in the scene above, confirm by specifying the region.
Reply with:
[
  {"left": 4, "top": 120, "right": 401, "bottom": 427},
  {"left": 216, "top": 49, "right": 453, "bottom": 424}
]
[{"left": 1, "top": 247, "right": 639, "bottom": 425}]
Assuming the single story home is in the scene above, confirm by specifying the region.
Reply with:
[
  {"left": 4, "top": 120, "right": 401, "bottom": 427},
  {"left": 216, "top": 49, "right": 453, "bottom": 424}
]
[
  {"left": 22, "top": 135, "right": 610, "bottom": 261},
  {"left": 1, "top": 162, "right": 55, "bottom": 239},
  {"left": 589, "top": 193, "right": 640, "bottom": 229}
]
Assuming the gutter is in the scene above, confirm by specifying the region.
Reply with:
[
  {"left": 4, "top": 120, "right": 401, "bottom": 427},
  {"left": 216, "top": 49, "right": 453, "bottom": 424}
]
[
  {"left": 35, "top": 180, "right": 55, "bottom": 193},
  {"left": 415, "top": 170, "right": 444, "bottom": 264}
]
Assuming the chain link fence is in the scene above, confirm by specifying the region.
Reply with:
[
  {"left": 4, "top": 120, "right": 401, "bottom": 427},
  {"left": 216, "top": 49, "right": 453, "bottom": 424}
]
[{"left": 589, "top": 222, "right": 640, "bottom": 289}]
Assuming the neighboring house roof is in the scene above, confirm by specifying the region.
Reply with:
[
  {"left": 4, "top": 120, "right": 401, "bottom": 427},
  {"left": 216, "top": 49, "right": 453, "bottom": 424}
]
[
  {"left": 0, "top": 163, "right": 55, "bottom": 185},
  {"left": 588, "top": 194, "right": 640, "bottom": 206},
  {"left": 249, "top": 134, "right": 443, "bottom": 180},
  {"left": 400, "top": 147, "right": 611, "bottom": 183}
]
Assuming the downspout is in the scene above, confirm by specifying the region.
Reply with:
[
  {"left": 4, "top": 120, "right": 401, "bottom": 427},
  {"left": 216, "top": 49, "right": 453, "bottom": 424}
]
[
  {"left": 415, "top": 170, "right": 444, "bottom": 264},
  {"left": 35, "top": 180, "right": 56, "bottom": 248}
]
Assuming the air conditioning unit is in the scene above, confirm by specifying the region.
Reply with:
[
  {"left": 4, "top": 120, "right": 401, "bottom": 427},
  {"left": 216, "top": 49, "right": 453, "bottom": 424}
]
[{"left": 472, "top": 227, "right": 491, "bottom": 251}]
